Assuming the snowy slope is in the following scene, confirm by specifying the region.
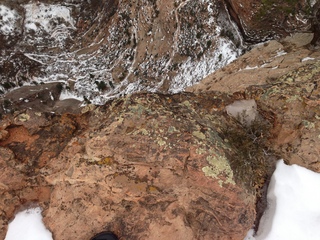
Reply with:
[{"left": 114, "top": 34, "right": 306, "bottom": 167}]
[{"left": 0, "top": 0, "right": 244, "bottom": 104}]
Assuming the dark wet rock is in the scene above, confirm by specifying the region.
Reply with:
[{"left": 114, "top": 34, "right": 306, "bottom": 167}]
[
  {"left": 224, "top": 0, "right": 319, "bottom": 43},
  {"left": 0, "top": 82, "right": 82, "bottom": 116}
]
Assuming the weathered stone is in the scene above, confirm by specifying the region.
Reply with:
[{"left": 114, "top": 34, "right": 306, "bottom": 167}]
[
  {"left": 187, "top": 35, "right": 320, "bottom": 94},
  {"left": 189, "top": 43, "right": 320, "bottom": 174},
  {"left": 0, "top": 93, "right": 264, "bottom": 240},
  {"left": 224, "top": 0, "right": 319, "bottom": 43}
]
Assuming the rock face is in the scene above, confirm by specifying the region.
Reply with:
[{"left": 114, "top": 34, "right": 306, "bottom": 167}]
[
  {"left": 188, "top": 34, "right": 320, "bottom": 173},
  {"left": 0, "top": 92, "right": 268, "bottom": 240},
  {"left": 0, "top": 0, "right": 243, "bottom": 102},
  {"left": 224, "top": 0, "right": 320, "bottom": 43},
  {"left": 188, "top": 33, "right": 320, "bottom": 94},
  {"left": 1, "top": 1, "right": 319, "bottom": 239},
  {"left": 2, "top": 51, "right": 319, "bottom": 238}
]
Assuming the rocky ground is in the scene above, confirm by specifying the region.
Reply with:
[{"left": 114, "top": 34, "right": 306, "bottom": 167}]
[
  {"left": 1, "top": 32, "right": 319, "bottom": 239},
  {"left": 1, "top": 0, "right": 320, "bottom": 239}
]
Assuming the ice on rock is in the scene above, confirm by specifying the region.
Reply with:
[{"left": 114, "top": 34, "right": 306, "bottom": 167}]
[{"left": 225, "top": 99, "right": 258, "bottom": 125}]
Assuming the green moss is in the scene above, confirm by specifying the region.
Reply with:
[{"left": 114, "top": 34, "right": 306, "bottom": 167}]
[
  {"left": 196, "top": 147, "right": 207, "bottom": 155},
  {"left": 157, "top": 138, "right": 166, "bottom": 146},
  {"left": 17, "top": 113, "right": 30, "bottom": 122},
  {"left": 259, "top": 0, "right": 299, "bottom": 18},
  {"left": 286, "top": 95, "right": 302, "bottom": 102},
  {"left": 128, "top": 104, "right": 146, "bottom": 117},
  {"left": 168, "top": 126, "right": 178, "bottom": 133}
]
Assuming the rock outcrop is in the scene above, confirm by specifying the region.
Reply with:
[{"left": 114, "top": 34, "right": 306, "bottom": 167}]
[
  {"left": 1, "top": 0, "right": 320, "bottom": 239},
  {"left": 1, "top": 92, "right": 273, "bottom": 239},
  {"left": 188, "top": 33, "right": 320, "bottom": 94},
  {"left": 0, "top": 0, "right": 243, "bottom": 102},
  {"left": 224, "top": 0, "right": 320, "bottom": 43},
  {"left": 188, "top": 33, "right": 320, "bottom": 173},
  {"left": 2, "top": 50, "right": 320, "bottom": 238}
]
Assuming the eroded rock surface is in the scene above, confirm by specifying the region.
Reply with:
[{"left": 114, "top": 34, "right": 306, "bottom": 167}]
[
  {"left": 0, "top": 0, "right": 243, "bottom": 102},
  {"left": 0, "top": 93, "right": 267, "bottom": 240},
  {"left": 1, "top": 37, "right": 319, "bottom": 239},
  {"left": 188, "top": 35, "right": 320, "bottom": 173},
  {"left": 224, "top": 0, "right": 320, "bottom": 43},
  {"left": 188, "top": 33, "right": 320, "bottom": 94}
]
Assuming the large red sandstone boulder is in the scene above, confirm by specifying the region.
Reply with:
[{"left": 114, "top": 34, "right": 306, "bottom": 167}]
[{"left": 0, "top": 93, "right": 263, "bottom": 240}]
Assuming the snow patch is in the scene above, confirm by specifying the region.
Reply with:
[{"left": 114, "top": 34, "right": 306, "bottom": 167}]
[
  {"left": 169, "top": 38, "right": 240, "bottom": 93},
  {"left": 5, "top": 207, "right": 53, "bottom": 240},
  {"left": 252, "top": 160, "right": 320, "bottom": 240},
  {"left": 0, "top": 5, "right": 19, "bottom": 35},
  {"left": 302, "top": 57, "right": 315, "bottom": 62},
  {"left": 23, "top": 3, "right": 75, "bottom": 47},
  {"left": 243, "top": 65, "right": 259, "bottom": 70},
  {"left": 244, "top": 229, "right": 255, "bottom": 240},
  {"left": 59, "top": 89, "right": 84, "bottom": 101},
  {"left": 309, "top": 0, "right": 317, "bottom": 7},
  {"left": 24, "top": 3, "right": 75, "bottom": 33},
  {"left": 226, "top": 99, "right": 258, "bottom": 125},
  {"left": 276, "top": 50, "right": 287, "bottom": 57}
]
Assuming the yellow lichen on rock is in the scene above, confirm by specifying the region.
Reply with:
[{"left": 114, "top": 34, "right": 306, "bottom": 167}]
[
  {"left": 202, "top": 155, "right": 236, "bottom": 187},
  {"left": 192, "top": 131, "right": 206, "bottom": 140}
]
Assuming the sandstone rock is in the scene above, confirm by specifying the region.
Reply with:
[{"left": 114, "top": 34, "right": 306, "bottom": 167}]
[
  {"left": 187, "top": 34, "right": 320, "bottom": 94},
  {"left": 189, "top": 44, "right": 320, "bottom": 174},
  {"left": 0, "top": 0, "right": 243, "bottom": 100},
  {"left": 0, "top": 93, "right": 272, "bottom": 240},
  {"left": 258, "top": 62, "right": 320, "bottom": 172}
]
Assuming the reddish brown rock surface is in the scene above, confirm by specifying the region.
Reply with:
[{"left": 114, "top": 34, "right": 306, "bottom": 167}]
[
  {"left": 188, "top": 35, "right": 320, "bottom": 173},
  {"left": 0, "top": 93, "right": 264, "bottom": 240}
]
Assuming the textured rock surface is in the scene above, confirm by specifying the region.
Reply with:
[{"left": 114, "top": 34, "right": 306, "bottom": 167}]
[
  {"left": 1, "top": 0, "right": 319, "bottom": 238},
  {"left": 0, "top": 93, "right": 264, "bottom": 240},
  {"left": 224, "top": 0, "right": 319, "bottom": 43},
  {"left": 188, "top": 33, "right": 320, "bottom": 94},
  {"left": 188, "top": 36, "right": 320, "bottom": 173},
  {"left": 0, "top": 0, "right": 243, "bottom": 101}
]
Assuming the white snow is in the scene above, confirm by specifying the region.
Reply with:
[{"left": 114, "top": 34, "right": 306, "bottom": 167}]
[
  {"left": 246, "top": 160, "right": 320, "bottom": 240},
  {"left": 5, "top": 207, "right": 53, "bottom": 240},
  {"left": 24, "top": 3, "right": 75, "bottom": 33},
  {"left": 309, "top": 0, "right": 317, "bottom": 7},
  {"left": 302, "top": 57, "right": 315, "bottom": 62},
  {"left": 244, "top": 65, "right": 259, "bottom": 70},
  {"left": 169, "top": 38, "right": 240, "bottom": 93},
  {"left": 0, "top": 5, "right": 19, "bottom": 35},
  {"left": 275, "top": 50, "right": 287, "bottom": 57},
  {"left": 59, "top": 89, "right": 84, "bottom": 101}
]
